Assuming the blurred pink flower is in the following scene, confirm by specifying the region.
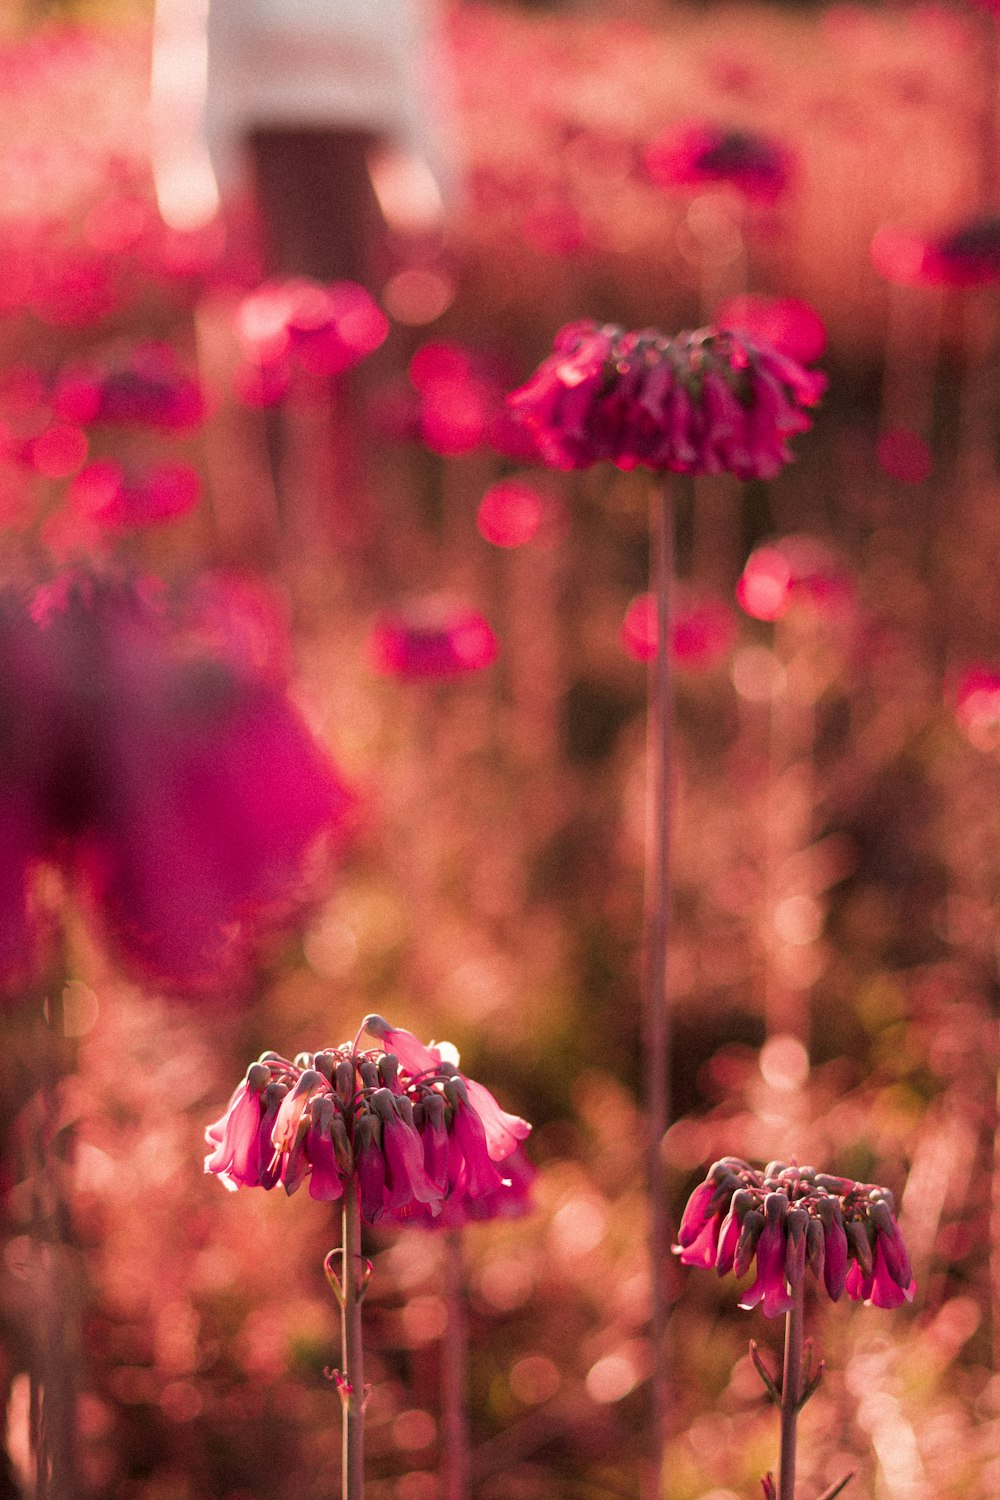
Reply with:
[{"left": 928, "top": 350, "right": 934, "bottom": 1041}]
[
  {"left": 715, "top": 295, "right": 827, "bottom": 365},
  {"left": 233, "top": 277, "right": 388, "bottom": 403},
  {"left": 0, "top": 570, "right": 350, "bottom": 992},
  {"left": 507, "top": 321, "right": 825, "bottom": 479},
  {"left": 645, "top": 123, "right": 795, "bottom": 204},
  {"left": 872, "top": 216, "right": 1000, "bottom": 289},
  {"left": 737, "top": 536, "right": 853, "bottom": 622},
  {"left": 675, "top": 1158, "right": 915, "bottom": 1316},
  {"left": 206, "top": 1015, "right": 533, "bottom": 1228},
  {"left": 53, "top": 342, "right": 204, "bottom": 430},
  {"left": 369, "top": 600, "right": 499, "bottom": 680},
  {"left": 953, "top": 666, "right": 1000, "bottom": 750},
  {"left": 621, "top": 591, "right": 735, "bottom": 668},
  {"left": 68, "top": 458, "right": 200, "bottom": 529}
]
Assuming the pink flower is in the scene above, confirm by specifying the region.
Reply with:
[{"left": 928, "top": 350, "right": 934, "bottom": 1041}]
[
  {"left": 675, "top": 1158, "right": 915, "bottom": 1317},
  {"left": 953, "top": 666, "right": 1000, "bottom": 750},
  {"left": 53, "top": 342, "right": 204, "bottom": 430},
  {"left": 872, "top": 216, "right": 1000, "bottom": 289},
  {"left": 369, "top": 601, "right": 499, "bottom": 680},
  {"left": 715, "top": 295, "right": 826, "bottom": 365},
  {"left": 645, "top": 123, "right": 795, "bottom": 205},
  {"left": 508, "top": 322, "right": 824, "bottom": 479},
  {"left": 0, "top": 570, "right": 350, "bottom": 993},
  {"left": 205, "top": 1019, "right": 533, "bottom": 1229},
  {"left": 67, "top": 459, "right": 201, "bottom": 530},
  {"left": 234, "top": 278, "right": 388, "bottom": 402},
  {"left": 739, "top": 1196, "right": 796, "bottom": 1318}
]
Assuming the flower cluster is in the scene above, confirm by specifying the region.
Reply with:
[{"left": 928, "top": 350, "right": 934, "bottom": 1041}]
[
  {"left": 205, "top": 1016, "right": 533, "bottom": 1227},
  {"left": 676, "top": 1158, "right": 916, "bottom": 1315},
  {"left": 507, "top": 321, "right": 825, "bottom": 480}
]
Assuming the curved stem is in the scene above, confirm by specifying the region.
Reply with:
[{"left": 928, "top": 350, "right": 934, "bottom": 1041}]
[
  {"left": 340, "top": 1179, "right": 366, "bottom": 1500},
  {"left": 645, "top": 475, "right": 674, "bottom": 1490},
  {"left": 779, "top": 1279, "right": 804, "bottom": 1500}
]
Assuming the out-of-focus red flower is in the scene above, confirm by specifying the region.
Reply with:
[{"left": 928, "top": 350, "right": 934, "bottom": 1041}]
[
  {"left": 369, "top": 600, "right": 499, "bottom": 679},
  {"left": 675, "top": 1157, "right": 915, "bottom": 1315},
  {"left": 645, "top": 123, "right": 795, "bottom": 204},
  {"left": 953, "top": 666, "right": 1000, "bottom": 751},
  {"left": 737, "top": 536, "right": 853, "bottom": 622},
  {"left": 621, "top": 592, "right": 736, "bottom": 668},
  {"left": 872, "top": 216, "right": 1000, "bottom": 289},
  {"left": 233, "top": 277, "right": 389, "bottom": 404},
  {"left": 68, "top": 459, "right": 200, "bottom": 529},
  {"left": 715, "top": 295, "right": 827, "bottom": 365},
  {"left": 508, "top": 321, "right": 825, "bottom": 479},
  {"left": 205, "top": 1014, "right": 533, "bottom": 1227},
  {"left": 0, "top": 570, "right": 350, "bottom": 993},
  {"left": 53, "top": 342, "right": 204, "bottom": 430}
]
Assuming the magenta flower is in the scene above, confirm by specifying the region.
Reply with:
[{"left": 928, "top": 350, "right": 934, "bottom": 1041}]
[
  {"left": 68, "top": 458, "right": 200, "bottom": 530},
  {"left": 675, "top": 1158, "right": 915, "bottom": 1315},
  {"left": 369, "top": 600, "right": 499, "bottom": 680},
  {"left": 953, "top": 666, "right": 1000, "bottom": 751},
  {"left": 52, "top": 342, "right": 204, "bottom": 430},
  {"left": 0, "top": 570, "right": 350, "bottom": 992},
  {"left": 507, "top": 321, "right": 825, "bottom": 480},
  {"left": 234, "top": 277, "right": 389, "bottom": 403},
  {"left": 205, "top": 1015, "right": 533, "bottom": 1228},
  {"left": 645, "top": 123, "right": 795, "bottom": 205},
  {"left": 872, "top": 216, "right": 1000, "bottom": 289}
]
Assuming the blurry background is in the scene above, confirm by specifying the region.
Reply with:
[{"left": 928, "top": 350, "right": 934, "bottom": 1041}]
[{"left": 1, "top": 0, "right": 999, "bottom": 1498}]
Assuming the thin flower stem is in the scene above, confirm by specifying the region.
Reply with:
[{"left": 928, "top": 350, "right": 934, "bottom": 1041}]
[
  {"left": 340, "top": 1179, "right": 366, "bottom": 1500},
  {"left": 779, "top": 1279, "right": 805, "bottom": 1500},
  {"left": 644, "top": 475, "right": 674, "bottom": 1491},
  {"left": 441, "top": 1230, "right": 471, "bottom": 1500}
]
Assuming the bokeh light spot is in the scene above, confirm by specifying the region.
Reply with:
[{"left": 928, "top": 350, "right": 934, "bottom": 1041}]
[
  {"left": 509, "top": 1355, "right": 560, "bottom": 1405},
  {"left": 477, "top": 480, "right": 544, "bottom": 547},
  {"left": 759, "top": 1034, "right": 810, "bottom": 1092},
  {"left": 585, "top": 1351, "right": 639, "bottom": 1404},
  {"left": 876, "top": 428, "right": 933, "bottom": 484}
]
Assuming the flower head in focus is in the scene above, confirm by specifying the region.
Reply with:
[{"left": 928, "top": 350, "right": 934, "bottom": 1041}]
[
  {"left": 676, "top": 1157, "right": 915, "bottom": 1314},
  {"left": 205, "top": 1014, "right": 533, "bottom": 1227},
  {"left": 645, "top": 123, "right": 795, "bottom": 205},
  {"left": 507, "top": 321, "right": 825, "bottom": 480}
]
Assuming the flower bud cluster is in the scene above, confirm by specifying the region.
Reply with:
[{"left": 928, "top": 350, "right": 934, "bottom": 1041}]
[
  {"left": 675, "top": 1157, "right": 915, "bottom": 1317},
  {"left": 507, "top": 321, "right": 825, "bottom": 480},
  {"left": 205, "top": 1015, "right": 532, "bottom": 1228}
]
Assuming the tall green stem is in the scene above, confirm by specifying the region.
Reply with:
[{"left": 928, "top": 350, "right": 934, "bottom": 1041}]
[
  {"left": 340, "top": 1180, "right": 366, "bottom": 1500},
  {"left": 779, "top": 1279, "right": 804, "bottom": 1500},
  {"left": 645, "top": 476, "right": 674, "bottom": 1490}
]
